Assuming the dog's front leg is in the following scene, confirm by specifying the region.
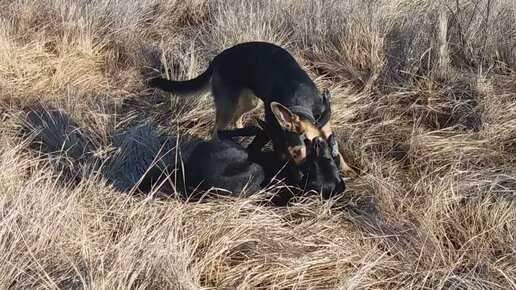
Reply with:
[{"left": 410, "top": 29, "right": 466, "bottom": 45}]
[{"left": 216, "top": 126, "right": 262, "bottom": 140}]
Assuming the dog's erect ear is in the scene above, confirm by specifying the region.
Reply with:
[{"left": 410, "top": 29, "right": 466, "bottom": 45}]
[
  {"left": 322, "top": 89, "right": 331, "bottom": 102},
  {"left": 327, "top": 134, "right": 341, "bottom": 166},
  {"left": 270, "top": 102, "right": 294, "bottom": 130},
  {"left": 270, "top": 102, "right": 305, "bottom": 134},
  {"left": 315, "top": 89, "right": 332, "bottom": 127}
]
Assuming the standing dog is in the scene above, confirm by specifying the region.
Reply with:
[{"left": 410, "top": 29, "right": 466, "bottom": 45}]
[{"left": 150, "top": 41, "right": 356, "bottom": 176}]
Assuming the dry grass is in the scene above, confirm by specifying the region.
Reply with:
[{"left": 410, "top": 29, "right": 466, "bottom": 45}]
[{"left": 1, "top": 0, "right": 516, "bottom": 289}]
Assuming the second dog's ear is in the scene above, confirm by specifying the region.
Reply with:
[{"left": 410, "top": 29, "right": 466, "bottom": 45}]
[
  {"left": 322, "top": 89, "right": 331, "bottom": 102},
  {"left": 327, "top": 134, "right": 341, "bottom": 166},
  {"left": 270, "top": 102, "right": 305, "bottom": 134}
]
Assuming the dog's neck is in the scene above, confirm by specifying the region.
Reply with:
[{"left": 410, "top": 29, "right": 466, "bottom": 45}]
[{"left": 288, "top": 106, "right": 316, "bottom": 124}]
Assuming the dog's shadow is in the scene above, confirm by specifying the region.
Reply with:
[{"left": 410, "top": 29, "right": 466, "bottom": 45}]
[{"left": 18, "top": 105, "right": 197, "bottom": 195}]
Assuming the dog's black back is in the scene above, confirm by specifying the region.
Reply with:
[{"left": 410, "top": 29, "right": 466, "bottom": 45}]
[
  {"left": 183, "top": 140, "right": 265, "bottom": 196},
  {"left": 212, "top": 42, "right": 324, "bottom": 118},
  {"left": 137, "top": 138, "right": 290, "bottom": 202}
]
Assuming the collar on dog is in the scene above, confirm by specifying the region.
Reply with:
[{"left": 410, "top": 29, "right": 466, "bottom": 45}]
[
  {"left": 288, "top": 106, "right": 316, "bottom": 124},
  {"left": 289, "top": 97, "right": 331, "bottom": 128}
]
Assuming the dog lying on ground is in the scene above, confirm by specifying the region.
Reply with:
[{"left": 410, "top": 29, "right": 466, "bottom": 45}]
[
  {"left": 137, "top": 124, "right": 345, "bottom": 205},
  {"left": 149, "top": 41, "right": 357, "bottom": 177}
]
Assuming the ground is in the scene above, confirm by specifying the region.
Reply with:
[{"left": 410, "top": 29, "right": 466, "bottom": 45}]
[{"left": 1, "top": 0, "right": 515, "bottom": 289}]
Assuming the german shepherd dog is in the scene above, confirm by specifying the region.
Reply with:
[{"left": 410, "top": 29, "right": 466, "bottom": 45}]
[
  {"left": 138, "top": 125, "right": 345, "bottom": 205},
  {"left": 149, "top": 42, "right": 356, "bottom": 177}
]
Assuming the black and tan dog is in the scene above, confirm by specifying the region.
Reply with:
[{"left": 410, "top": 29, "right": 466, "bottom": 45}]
[
  {"left": 149, "top": 41, "right": 356, "bottom": 177},
  {"left": 138, "top": 125, "right": 345, "bottom": 205}
]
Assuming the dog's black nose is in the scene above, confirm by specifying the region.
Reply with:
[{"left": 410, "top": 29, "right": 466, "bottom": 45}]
[
  {"left": 305, "top": 181, "right": 318, "bottom": 192},
  {"left": 320, "top": 179, "right": 346, "bottom": 200},
  {"left": 338, "top": 180, "right": 346, "bottom": 193},
  {"left": 321, "top": 188, "right": 334, "bottom": 199}
]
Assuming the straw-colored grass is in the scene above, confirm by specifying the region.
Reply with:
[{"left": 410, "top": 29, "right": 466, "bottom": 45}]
[{"left": 1, "top": 0, "right": 515, "bottom": 289}]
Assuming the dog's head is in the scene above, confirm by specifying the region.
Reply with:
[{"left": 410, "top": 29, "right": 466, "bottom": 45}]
[
  {"left": 269, "top": 89, "right": 337, "bottom": 165},
  {"left": 298, "top": 137, "right": 345, "bottom": 199}
]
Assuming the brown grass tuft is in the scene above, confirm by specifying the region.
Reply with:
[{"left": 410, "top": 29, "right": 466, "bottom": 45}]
[{"left": 1, "top": 0, "right": 516, "bottom": 288}]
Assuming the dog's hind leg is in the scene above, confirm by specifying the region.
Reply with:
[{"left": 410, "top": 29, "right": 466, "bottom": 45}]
[
  {"left": 212, "top": 106, "right": 237, "bottom": 140},
  {"left": 234, "top": 93, "right": 261, "bottom": 129},
  {"left": 217, "top": 126, "right": 262, "bottom": 140},
  {"left": 211, "top": 75, "right": 240, "bottom": 140}
]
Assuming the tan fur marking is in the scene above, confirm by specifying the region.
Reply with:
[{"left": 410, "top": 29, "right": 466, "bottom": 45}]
[
  {"left": 298, "top": 120, "right": 358, "bottom": 177},
  {"left": 299, "top": 120, "right": 323, "bottom": 140},
  {"left": 287, "top": 145, "right": 307, "bottom": 165},
  {"left": 338, "top": 154, "right": 357, "bottom": 177},
  {"left": 321, "top": 122, "right": 358, "bottom": 177},
  {"left": 292, "top": 115, "right": 307, "bottom": 134},
  {"left": 234, "top": 93, "right": 261, "bottom": 128},
  {"left": 320, "top": 122, "right": 333, "bottom": 139}
]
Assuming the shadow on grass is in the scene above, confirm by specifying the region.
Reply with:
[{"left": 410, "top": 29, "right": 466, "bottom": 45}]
[{"left": 17, "top": 104, "right": 195, "bottom": 195}]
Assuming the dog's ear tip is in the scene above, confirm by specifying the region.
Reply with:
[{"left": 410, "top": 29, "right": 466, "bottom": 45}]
[
  {"left": 270, "top": 102, "right": 294, "bottom": 123},
  {"left": 322, "top": 89, "right": 331, "bottom": 100},
  {"left": 270, "top": 102, "right": 289, "bottom": 116}
]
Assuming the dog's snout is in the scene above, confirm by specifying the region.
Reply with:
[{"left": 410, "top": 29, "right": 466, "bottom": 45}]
[
  {"left": 312, "top": 137, "right": 325, "bottom": 153},
  {"left": 338, "top": 180, "right": 346, "bottom": 193},
  {"left": 313, "top": 137, "right": 324, "bottom": 144},
  {"left": 306, "top": 181, "right": 318, "bottom": 192},
  {"left": 320, "top": 179, "right": 346, "bottom": 200}
]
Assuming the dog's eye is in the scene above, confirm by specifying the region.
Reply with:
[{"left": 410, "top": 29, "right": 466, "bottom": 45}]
[
  {"left": 289, "top": 147, "right": 303, "bottom": 158},
  {"left": 288, "top": 146, "right": 306, "bottom": 165}
]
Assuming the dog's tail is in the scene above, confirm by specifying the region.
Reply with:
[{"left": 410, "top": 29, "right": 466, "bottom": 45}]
[{"left": 149, "top": 64, "right": 213, "bottom": 96}]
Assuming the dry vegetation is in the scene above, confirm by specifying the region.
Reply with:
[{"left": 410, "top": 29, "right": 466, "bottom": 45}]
[{"left": 1, "top": 0, "right": 516, "bottom": 289}]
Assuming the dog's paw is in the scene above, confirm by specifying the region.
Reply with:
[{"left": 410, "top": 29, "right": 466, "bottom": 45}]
[
  {"left": 340, "top": 166, "right": 359, "bottom": 178},
  {"left": 338, "top": 154, "right": 360, "bottom": 179}
]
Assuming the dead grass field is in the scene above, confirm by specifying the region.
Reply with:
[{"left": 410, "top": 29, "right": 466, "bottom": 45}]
[{"left": 1, "top": 0, "right": 516, "bottom": 289}]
